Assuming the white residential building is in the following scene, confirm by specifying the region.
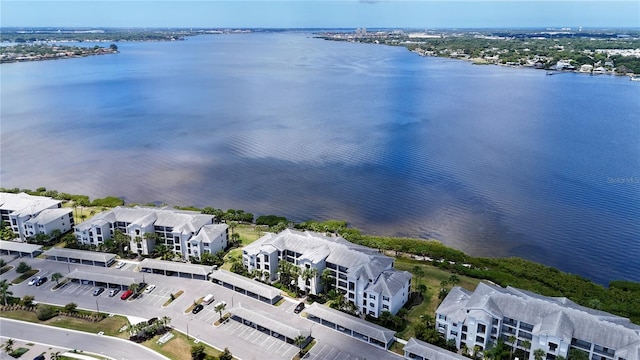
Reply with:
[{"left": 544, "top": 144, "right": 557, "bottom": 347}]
[
  {"left": 0, "top": 192, "right": 74, "bottom": 241},
  {"left": 242, "top": 229, "right": 412, "bottom": 318},
  {"left": 436, "top": 282, "right": 640, "bottom": 360},
  {"left": 74, "top": 206, "right": 228, "bottom": 258}
]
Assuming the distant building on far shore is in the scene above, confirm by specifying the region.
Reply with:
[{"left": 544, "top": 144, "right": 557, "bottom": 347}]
[{"left": 0, "top": 192, "right": 73, "bottom": 241}]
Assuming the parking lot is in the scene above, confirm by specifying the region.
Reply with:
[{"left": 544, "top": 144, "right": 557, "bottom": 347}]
[
  {"left": 218, "top": 318, "right": 298, "bottom": 359},
  {"left": 304, "top": 342, "right": 367, "bottom": 360},
  {"left": 49, "top": 280, "right": 180, "bottom": 308}
]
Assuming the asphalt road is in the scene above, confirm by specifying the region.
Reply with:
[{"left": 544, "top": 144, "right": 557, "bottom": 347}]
[
  {"left": 0, "top": 318, "right": 169, "bottom": 360},
  {"left": 1, "top": 256, "right": 401, "bottom": 360}
]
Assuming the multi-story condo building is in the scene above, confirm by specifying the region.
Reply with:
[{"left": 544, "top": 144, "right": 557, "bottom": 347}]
[
  {"left": 74, "top": 206, "right": 228, "bottom": 259},
  {"left": 242, "top": 229, "right": 412, "bottom": 318},
  {"left": 0, "top": 192, "right": 74, "bottom": 241},
  {"left": 436, "top": 282, "right": 640, "bottom": 360}
]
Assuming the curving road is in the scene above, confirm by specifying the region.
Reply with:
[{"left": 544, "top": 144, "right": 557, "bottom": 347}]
[{"left": 0, "top": 318, "right": 169, "bottom": 360}]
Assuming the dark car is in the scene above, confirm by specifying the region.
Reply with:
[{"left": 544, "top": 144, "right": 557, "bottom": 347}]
[
  {"left": 35, "top": 277, "right": 48, "bottom": 286},
  {"left": 294, "top": 302, "right": 305, "bottom": 314},
  {"left": 33, "top": 355, "right": 45, "bottom": 360},
  {"left": 192, "top": 304, "right": 204, "bottom": 314}
]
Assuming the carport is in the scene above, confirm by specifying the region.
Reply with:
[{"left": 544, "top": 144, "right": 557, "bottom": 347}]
[
  {"left": 305, "top": 303, "right": 396, "bottom": 349},
  {"left": 66, "top": 269, "right": 139, "bottom": 290},
  {"left": 0, "top": 240, "right": 43, "bottom": 258},
  {"left": 209, "top": 269, "right": 282, "bottom": 305},
  {"left": 229, "top": 304, "right": 311, "bottom": 346},
  {"left": 139, "top": 258, "right": 210, "bottom": 280},
  {"left": 403, "top": 338, "right": 468, "bottom": 360},
  {"left": 44, "top": 248, "right": 116, "bottom": 267}
]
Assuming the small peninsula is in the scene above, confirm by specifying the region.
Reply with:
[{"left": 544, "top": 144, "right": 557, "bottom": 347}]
[{"left": 0, "top": 43, "right": 118, "bottom": 63}]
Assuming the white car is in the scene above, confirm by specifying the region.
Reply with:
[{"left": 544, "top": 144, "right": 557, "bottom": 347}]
[
  {"left": 28, "top": 276, "right": 41, "bottom": 286},
  {"left": 115, "top": 262, "right": 125, "bottom": 269},
  {"left": 143, "top": 284, "right": 156, "bottom": 294}
]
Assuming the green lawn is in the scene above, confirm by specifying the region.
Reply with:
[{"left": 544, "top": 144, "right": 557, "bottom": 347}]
[{"left": 394, "top": 257, "right": 480, "bottom": 340}]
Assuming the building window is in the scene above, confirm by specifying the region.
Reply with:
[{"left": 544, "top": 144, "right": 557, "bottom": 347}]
[
  {"left": 349, "top": 293, "right": 354, "bottom": 299},
  {"left": 382, "top": 305, "right": 389, "bottom": 310},
  {"left": 362, "top": 299, "right": 367, "bottom": 306},
  {"left": 369, "top": 294, "right": 376, "bottom": 300},
  {"left": 476, "top": 336, "right": 485, "bottom": 344},
  {"left": 96, "top": 228, "right": 101, "bottom": 235},
  {"left": 383, "top": 296, "right": 389, "bottom": 302},
  {"left": 477, "top": 324, "right": 486, "bottom": 333},
  {"left": 175, "top": 245, "right": 181, "bottom": 251},
  {"left": 549, "top": 343, "right": 558, "bottom": 352},
  {"left": 519, "top": 322, "right": 534, "bottom": 332},
  {"left": 349, "top": 282, "right": 355, "bottom": 291}
]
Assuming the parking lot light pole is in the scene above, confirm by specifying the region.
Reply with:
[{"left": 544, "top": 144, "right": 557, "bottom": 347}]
[
  {"left": 187, "top": 318, "right": 193, "bottom": 340},
  {"left": 95, "top": 299, "right": 100, "bottom": 315}
]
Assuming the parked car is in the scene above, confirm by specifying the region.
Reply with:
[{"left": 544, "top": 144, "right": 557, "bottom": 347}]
[
  {"left": 143, "top": 284, "right": 156, "bottom": 294},
  {"left": 120, "top": 289, "right": 133, "bottom": 300},
  {"left": 35, "top": 277, "right": 47, "bottom": 286},
  {"left": 192, "top": 304, "right": 204, "bottom": 314},
  {"left": 115, "top": 261, "right": 125, "bottom": 269},
  {"left": 28, "top": 276, "right": 41, "bottom": 286},
  {"left": 93, "top": 287, "right": 105, "bottom": 296},
  {"left": 137, "top": 282, "right": 147, "bottom": 293},
  {"left": 294, "top": 302, "right": 305, "bottom": 314},
  {"left": 108, "top": 288, "right": 120, "bottom": 297}
]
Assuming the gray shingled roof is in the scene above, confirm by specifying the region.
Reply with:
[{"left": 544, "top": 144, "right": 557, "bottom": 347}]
[
  {"left": 0, "top": 192, "right": 60, "bottom": 215},
  {"left": 191, "top": 224, "right": 228, "bottom": 243},
  {"left": 209, "top": 269, "right": 282, "bottom": 300},
  {"left": 305, "top": 303, "right": 396, "bottom": 344},
  {"left": 74, "top": 206, "right": 214, "bottom": 235},
  {"left": 229, "top": 304, "right": 310, "bottom": 339},
  {"left": 26, "top": 208, "right": 72, "bottom": 225},
  {"left": 368, "top": 269, "right": 412, "bottom": 297},
  {"left": 139, "top": 258, "right": 211, "bottom": 276},
  {"left": 404, "top": 338, "right": 468, "bottom": 360},
  {"left": 0, "top": 240, "right": 43, "bottom": 253},
  {"left": 44, "top": 248, "right": 116, "bottom": 263}
]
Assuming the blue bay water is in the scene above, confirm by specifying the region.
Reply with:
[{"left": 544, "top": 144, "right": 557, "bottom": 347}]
[{"left": 1, "top": 33, "right": 639, "bottom": 285}]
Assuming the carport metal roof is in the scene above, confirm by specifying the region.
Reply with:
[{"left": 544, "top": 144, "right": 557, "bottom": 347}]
[
  {"left": 404, "top": 338, "right": 467, "bottom": 360},
  {"left": 139, "top": 258, "right": 210, "bottom": 276},
  {"left": 0, "top": 240, "right": 42, "bottom": 254},
  {"left": 229, "top": 304, "right": 310, "bottom": 339},
  {"left": 44, "top": 248, "right": 116, "bottom": 263},
  {"left": 209, "top": 269, "right": 282, "bottom": 300},
  {"left": 305, "top": 303, "right": 396, "bottom": 344},
  {"left": 67, "top": 269, "right": 139, "bottom": 285}
]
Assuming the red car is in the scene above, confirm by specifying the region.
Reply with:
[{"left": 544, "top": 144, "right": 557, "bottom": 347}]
[{"left": 120, "top": 289, "right": 133, "bottom": 300}]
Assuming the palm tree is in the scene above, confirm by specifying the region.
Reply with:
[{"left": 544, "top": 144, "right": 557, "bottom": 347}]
[
  {"left": 0, "top": 279, "right": 13, "bottom": 306},
  {"left": 321, "top": 269, "right": 334, "bottom": 292},
  {"left": 412, "top": 265, "right": 424, "bottom": 292},
  {"left": 161, "top": 315, "right": 171, "bottom": 327},
  {"left": 3, "top": 338, "right": 14, "bottom": 354},
  {"left": 522, "top": 340, "right": 531, "bottom": 359},
  {"left": 507, "top": 335, "right": 517, "bottom": 360},
  {"left": 128, "top": 283, "right": 139, "bottom": 294},
  {"left": 448, "top": 274, "right": 460, "bottom": 286},
  {"left": 294, "top": 335, "right": 306, "bottom": 356},
  {"left": 51, "top": 272, "right": 63, "bottom": 285},
  {"left": 533, "top": 349, "right": 546, "bottom": 360},
  {"left": 301, "top": 268, "right": 318, "bottom": 296},
  {"left": 0, "top": 259, "right": 6, "bottom": 268},
  {"left": 214, "top": 302, "right": 227, "bottom": 320}
]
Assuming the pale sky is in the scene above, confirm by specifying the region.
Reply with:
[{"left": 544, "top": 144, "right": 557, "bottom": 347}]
[{"left": 1, "top": 1, "right": 639, "bottom": 29}]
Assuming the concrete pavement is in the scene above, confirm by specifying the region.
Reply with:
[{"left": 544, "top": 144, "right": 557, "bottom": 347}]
[{"left": 1, "top": 256, "right": 402, "bottom": 360}]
